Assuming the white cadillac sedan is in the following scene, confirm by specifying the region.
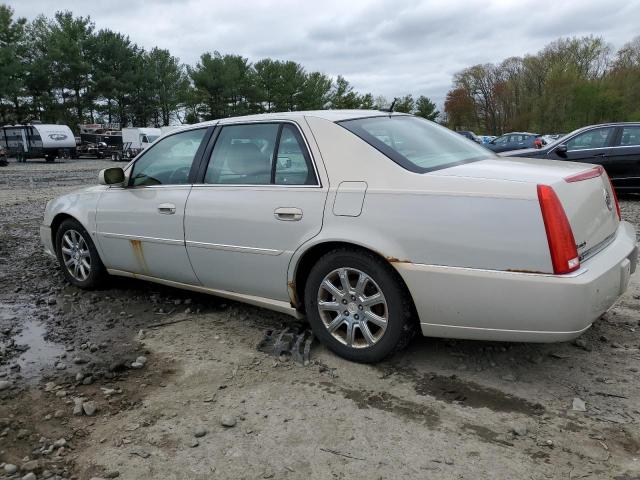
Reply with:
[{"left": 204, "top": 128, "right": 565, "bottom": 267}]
[{"left": 41, "top": 111, "right": 638, "bottom": 363}]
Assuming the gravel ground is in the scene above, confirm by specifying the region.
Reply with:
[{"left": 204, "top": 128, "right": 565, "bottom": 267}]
[{"left": 0, "top": 157, "right": 639, "bottom": 479}]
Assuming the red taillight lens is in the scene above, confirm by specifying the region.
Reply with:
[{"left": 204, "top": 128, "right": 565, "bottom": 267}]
[
  {"left": 605, "top": 174, "right": 621, "bottom": 220},
  {"left": 564, "top": 165, "right": 604, "bottom": 183},
  {"left": 537, "top": 185, "right": 580, "bottom": 274}
]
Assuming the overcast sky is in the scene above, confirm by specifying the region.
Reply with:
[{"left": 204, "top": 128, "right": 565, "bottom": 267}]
[{"left": 9, "top": 0, "right": 640, "bottom": 107}]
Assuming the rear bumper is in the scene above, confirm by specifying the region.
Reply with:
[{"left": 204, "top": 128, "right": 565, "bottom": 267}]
[
  {"left": 40, "top": 224, "right": 55, "bottom": 258},
  {"left": 395, "top": 221, "right": 637, "bottom": 342}
]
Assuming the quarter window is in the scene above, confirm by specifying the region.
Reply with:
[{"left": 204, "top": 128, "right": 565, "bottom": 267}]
[
  {"left": 566, "top": 128, "right": 614, "bottom": 151},
  {"left": 619, "top": 126, "right": 640, "bottom": 146},
  {"left": 130, "top": 128, "right": 206, "bottom": 187},
  {"left": 275, "top": 125, "right": 316, "bottom": 185}
]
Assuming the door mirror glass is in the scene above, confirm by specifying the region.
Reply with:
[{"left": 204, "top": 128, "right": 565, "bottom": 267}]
[
  {"left": 99, "top": 167, "right": 125, "bottom": 185},
  {"left": 555, "top": 144, "right": 568, "bottom": 155}
]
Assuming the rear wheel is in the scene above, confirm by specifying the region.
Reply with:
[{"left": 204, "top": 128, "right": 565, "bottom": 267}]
[
  {"left": 55, "top": 218, "right": 106, "bottom": 289},
  {"left": 304, "top": 248, "right": 415, "bottom": 363}
]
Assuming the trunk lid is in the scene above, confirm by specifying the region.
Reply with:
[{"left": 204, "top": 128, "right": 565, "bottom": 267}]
[{"left": 435, "top": 158, "right": 620, "bottom": 262}]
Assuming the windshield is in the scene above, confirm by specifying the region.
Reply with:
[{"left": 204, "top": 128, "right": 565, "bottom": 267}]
[{"left": 339, "top": 115, "right": 493, "bottom": 173}]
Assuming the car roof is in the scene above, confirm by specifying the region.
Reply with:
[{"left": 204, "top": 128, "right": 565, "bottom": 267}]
[{"left": 175, "top": 110, "right": 407, "bottom": 131}]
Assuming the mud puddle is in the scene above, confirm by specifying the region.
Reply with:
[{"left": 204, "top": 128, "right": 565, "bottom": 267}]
[
  {"left": 1, "top": 302, "right": 65, "bottom": 382},
  {"left": 387, "top": 367, "right": 544, "bottom": 415}
]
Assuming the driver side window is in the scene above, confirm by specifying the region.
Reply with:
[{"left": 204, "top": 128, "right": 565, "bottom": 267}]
[
  {"left": 130, "top": 128, "right": 206, "bottom": 187},
  {"left": 566, "top": 127, "right": 614, "bottom": 151}
]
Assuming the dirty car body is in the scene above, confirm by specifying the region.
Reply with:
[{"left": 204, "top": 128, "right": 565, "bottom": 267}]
[{"left": 41, "top": 111, "right": 638, "bottom": 362}]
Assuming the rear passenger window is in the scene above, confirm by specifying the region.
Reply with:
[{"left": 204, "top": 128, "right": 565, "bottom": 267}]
[
  {"left": 620, "top": 127, "right": 640, "bottom": 146},
  {"left": 205, "top": 123, "right": 317, "bottom": 186},
  {"left": 205, "top": 124, "right": 278, "bottom": 185},
  {"left": 275, "top": 125, "right": 316, "bottom": 185}
]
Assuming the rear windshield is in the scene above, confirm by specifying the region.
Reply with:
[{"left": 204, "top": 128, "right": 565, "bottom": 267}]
[{"left": 339, "top": 115, "right": 493, "bottom": 173}]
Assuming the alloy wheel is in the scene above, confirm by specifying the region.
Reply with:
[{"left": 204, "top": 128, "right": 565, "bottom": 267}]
[
  {"left": 317, "top": 267, "right": 388, "bottom": 348},
  {"left": 60, "top": 229, "right": 91, "bottom": 282}
]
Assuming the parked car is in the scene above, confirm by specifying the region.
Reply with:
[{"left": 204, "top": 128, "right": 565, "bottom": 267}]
[
  {"left": 501, "top": 123, "right": 640, "bottom": 192},
  {"left": 0, "top": 145, "right": 7, "bottom": 166},
  {"left": 479, "top": 135, "right": 496, "bottom": 144},
  {"left": 40, "top": 111, "right": 637, "bottom": 363},
  {"left": 486, "top": 132, "right": 544, "bottom": 153},
  {"left": 456, "top": 130, "right": 483, "bottom": 144}
]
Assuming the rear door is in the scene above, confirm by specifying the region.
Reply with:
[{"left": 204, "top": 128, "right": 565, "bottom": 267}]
[
  {"left": 606, "top": 125, "right": 640, "bottom": 191},
  {"left": 184, "top": 120, "right": 328, "bottom": 302}
]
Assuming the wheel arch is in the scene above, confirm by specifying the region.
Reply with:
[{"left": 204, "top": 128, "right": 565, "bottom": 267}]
[
  {"left": 290, "top": 240, "right": 418, "bottom": 321},
  {"left": 50, "top": 213, "right": 76, "bottom": 250}
]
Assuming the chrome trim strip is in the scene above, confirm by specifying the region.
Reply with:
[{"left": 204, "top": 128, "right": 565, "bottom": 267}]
[
  {"left": 99, "top": 232, "right": 184, "bottom": 246},
  {"left": 107, "top": 269, "right": 302, "bottom": 318},
  {"left": 579, "top": 231, "right": 616, "bottom": 262},
  {"left": 421, "top": 322, "right": 592, "bottom": 336},
  {"left": 185, "top": 240, "right": 283, "bottom": 256},
  {"left": 394, "top": 261, "right": 588, "bottom": 278}
]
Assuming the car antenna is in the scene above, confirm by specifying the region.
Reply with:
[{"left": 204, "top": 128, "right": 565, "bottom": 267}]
[{"left": 380, "top": 98, "right": 397, "bottom": 114}]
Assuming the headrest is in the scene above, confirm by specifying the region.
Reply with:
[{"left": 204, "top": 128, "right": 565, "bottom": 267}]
[{"left": 226, "top": 142, "right": 269, "bottom": 176}]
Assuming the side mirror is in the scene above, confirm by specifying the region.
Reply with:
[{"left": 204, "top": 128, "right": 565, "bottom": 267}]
[
  {"left": 555, "top": 144, "right": 568, "bottom": 156},
  {"left": 99, "top": 167, "right": 125, "bottom": 185}
]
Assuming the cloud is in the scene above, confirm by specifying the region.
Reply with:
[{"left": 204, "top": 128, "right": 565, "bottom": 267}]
[{"left": 8, "top": 0, "right": 640, "bottom": 107}]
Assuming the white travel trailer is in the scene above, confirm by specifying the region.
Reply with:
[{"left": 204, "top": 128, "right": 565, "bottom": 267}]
[
  {"left": 122, "top": 127, "right": 161, "bottom": 151},
  {"left": 1, "top": 124, "right": 76, "bottom": 162}
]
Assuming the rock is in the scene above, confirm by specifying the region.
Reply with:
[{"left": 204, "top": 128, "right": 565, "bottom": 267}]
[
  {"left": 22, "top": 473, "right": 37, "bottom": 480},
  {"left": 21, "top": 459, "right": 39, "bottom": 471},
  {"left": 73, "top": 356, "right": 87, "bottom": 365},
  {"left": 135, "top": 356, "right": 147, "bottom": 365},
  {"left": 75, "top": 372, "right": 85, "bottom": 382},
  {"left": 220, "top": 415, "right": 237, "bottom": 428},
  {"left": 82, "top": 376, "right": 93, "bottom": 385},
  {"left": 511, "top": 423, "right": 528, "bottom": 436},
  {"left": 572, "top": 338, "right": 589, "bottom": 350},
  {"left": 4, "top": 464, "right": 17, "bottom": 474},
  {"left": 0, "top": 380, "right": 11, "bottom": 391},
  {"left": 73, "top": 398, "right": 84, "bottom": 416},
  {"left": 572, "top": 397, "right": 586, "bottom": 412},
  {"left": 55, "top": 362, "right": 66, "bottom": 370},
  {"left": 83, "top": 401, "right": 98, "bottom": 416},
  {"left": 54, "top": 409, "right": 64, "bottom": 418},
  {"left": 53, "top": 438, "right": 67, "bottom": 447},
  {"left": 189, "top": 438, "right": 199, "bottom": 448},
  {"left": 194, "top": 426, "right": 207, "bottom": 438},
  {"left": 501, "top": 374, "right": 516, "bottom": 382},
  {"left": 130, "top": 361, "right": 144, "bottom": 369},
  {"left": 104, "top": 472, "right": 120, "bottom": 478},
  {"left": 47, "top": 297, "right": 57, "bottom": 305}
]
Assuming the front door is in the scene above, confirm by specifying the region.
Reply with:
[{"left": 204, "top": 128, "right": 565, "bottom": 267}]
[
  {"left": 184, "top": 121, "right": 328, "bottom": 302},
  {"left": 95, "top": 127, "right": 209, "bottom": 284},
  {"left": 552, "top": 126, "right": 617, "bottom": 169}
]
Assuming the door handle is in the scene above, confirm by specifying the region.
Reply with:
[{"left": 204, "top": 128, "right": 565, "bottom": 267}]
[
  {"left": 274, "top": 207, "right": 303, "bottom": 221},
  {"left": 158, "top": 203, "right": 176, "bottom": 215}
]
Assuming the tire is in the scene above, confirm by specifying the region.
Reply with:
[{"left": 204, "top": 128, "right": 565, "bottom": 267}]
[
  {"left": 304, "top": 248, "right": 415, "bottom": 363},
  {"left": 55, "top": 218, "right": 106, "bottom": 289}
]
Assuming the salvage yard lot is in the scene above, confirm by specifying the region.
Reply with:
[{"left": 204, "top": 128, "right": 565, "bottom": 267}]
[{"left": 1, "top": 158, "right": 639, "bottom": 479}]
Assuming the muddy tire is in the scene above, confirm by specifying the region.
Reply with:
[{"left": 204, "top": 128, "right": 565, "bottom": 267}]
[
  {"left": 304, "top": 248, "right": 415, "bottom": 363},
  {"left": 55, "top": 218, "right": 106, "bottom": 289}
]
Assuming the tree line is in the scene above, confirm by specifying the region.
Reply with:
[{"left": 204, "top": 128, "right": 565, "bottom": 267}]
[
  {"left": 0, "top": 5, "right": 439, "bottom": 130},
  {"left": 444, "top": 35, "right": 640, "bottom": 135}
]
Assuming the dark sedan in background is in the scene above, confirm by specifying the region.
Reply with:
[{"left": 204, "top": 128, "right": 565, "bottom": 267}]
[
  {"left": 486, "top": 132, "right": 545, "bottom": 153},
  {"left": 456, "top": 130, "right": 483, "bottom": 144},
  {"left": 501, "top": 123, "right": 640, "bottom": 192}
]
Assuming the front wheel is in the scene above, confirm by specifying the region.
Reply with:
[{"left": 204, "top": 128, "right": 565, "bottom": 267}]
[
  {"left": 55, "top": 218, "right": 106, "bottom": 289},
  {"left": 304, "top": 248, "right": 415, "bottom": 363}
]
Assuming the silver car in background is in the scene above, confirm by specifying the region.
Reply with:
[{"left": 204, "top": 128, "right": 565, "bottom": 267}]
[{"left": 40, "top": 110, "right": 637, "bottom": 362}]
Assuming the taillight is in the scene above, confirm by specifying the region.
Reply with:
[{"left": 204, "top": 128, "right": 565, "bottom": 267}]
[
  {"left": 605, "top": 174, "right": 621, "bottom": 220},
  {"left": 564, "top": 165, "right": 604, "bottom": 183},
  {"left": 537, "top": 184, "right": 580, "bottom": 274}
]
